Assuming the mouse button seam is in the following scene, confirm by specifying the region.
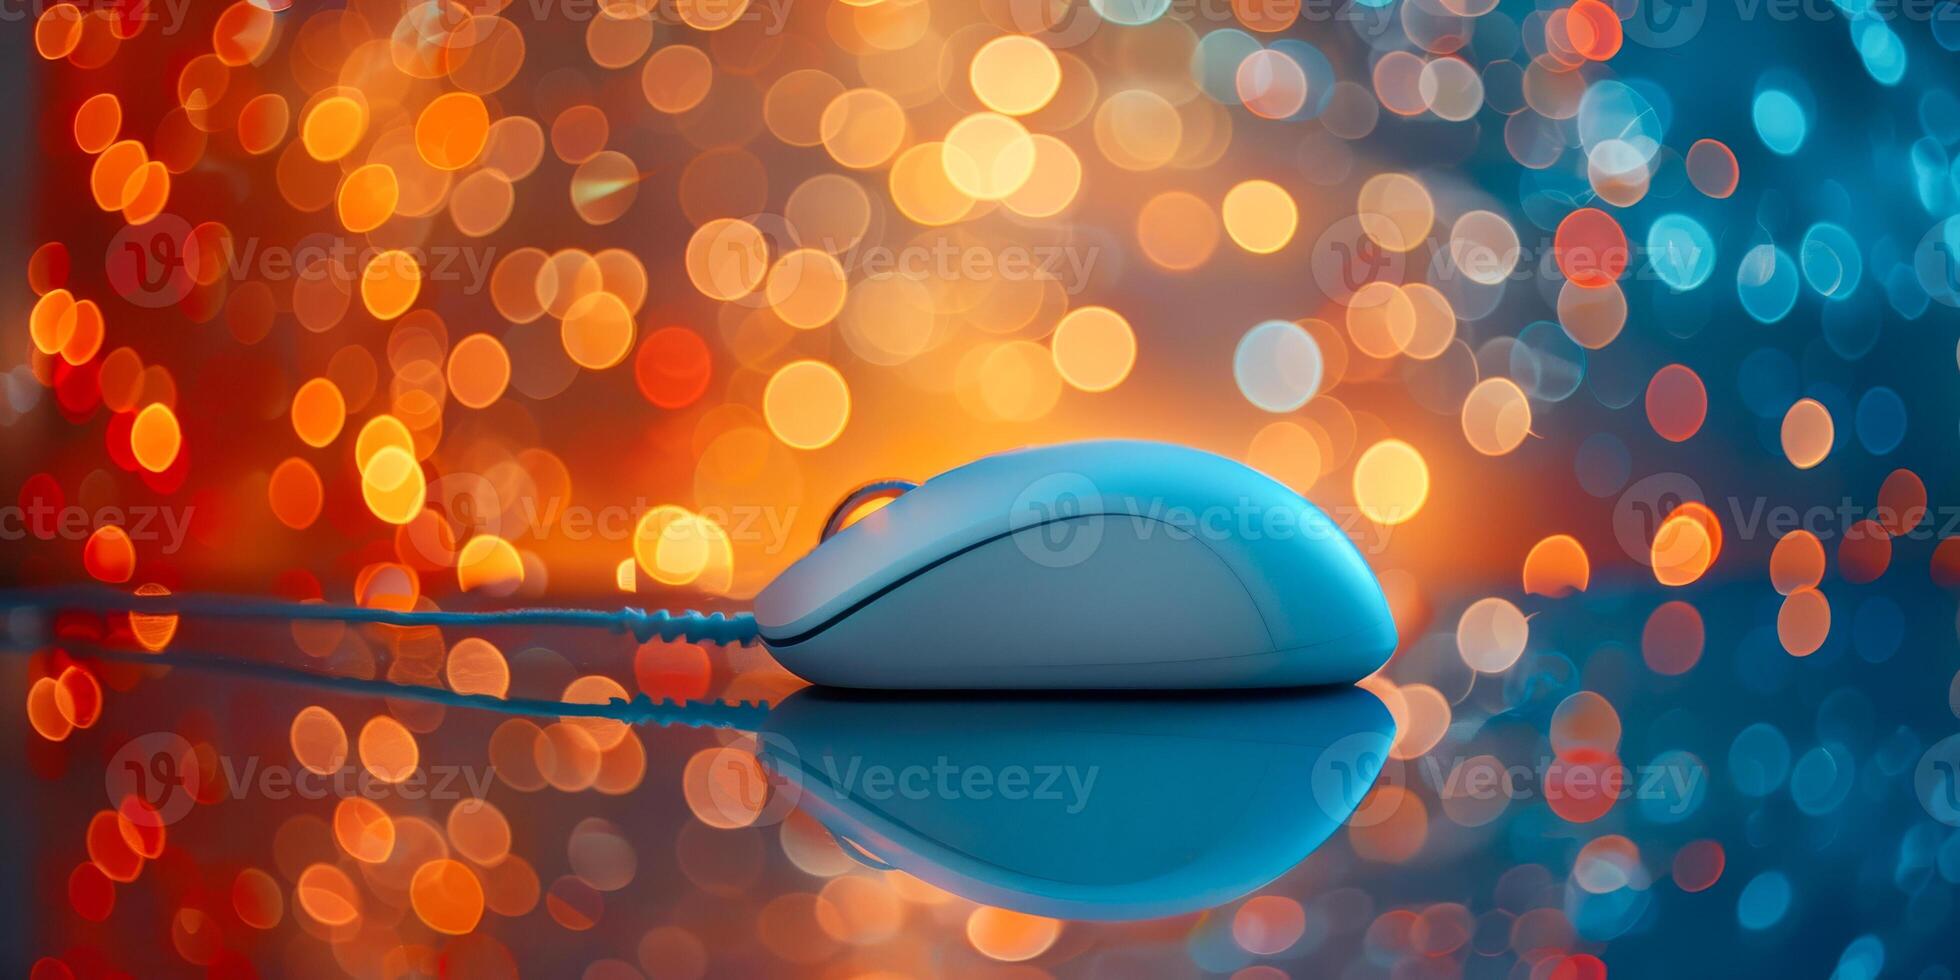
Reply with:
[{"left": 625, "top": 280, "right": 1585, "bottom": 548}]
[
  {"left": 1176, "top": 526, "right": 1281, "bottom": 653},
  {"left": 761, "top": 510, "right": 1231, "bottom": 648}
]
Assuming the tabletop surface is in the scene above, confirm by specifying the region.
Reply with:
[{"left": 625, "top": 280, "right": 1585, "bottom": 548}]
[{"left": 10, "top": 572, "right": 1959, "bottom": 978}]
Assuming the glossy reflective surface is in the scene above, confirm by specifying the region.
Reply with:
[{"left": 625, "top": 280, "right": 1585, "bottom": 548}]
[
  {"left": 759, "top": 686, "right": 1394, "bottom": 920},
  {"left": 9, "top": 571, "right": 1960, "bottom": 976}
]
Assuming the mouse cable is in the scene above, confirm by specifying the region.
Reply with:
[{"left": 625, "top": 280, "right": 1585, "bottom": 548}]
[
  {"left": 0, "top": 636, "right": 771, "bottom": 731},
  {"left": 0, "top": 587, "right": 762, "bottom": 647},
  {"left": 0, "top": 482, "right": 929, "bottom": 647}
]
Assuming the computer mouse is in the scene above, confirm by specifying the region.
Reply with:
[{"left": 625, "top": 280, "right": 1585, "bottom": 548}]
[
  {"left": 6, "top": 440, "right": 1395, "bottom": 692},
  {"left": 754, "top": 439, "right": 1397, "bottom": 689},
  {"left": 756, "top": 685, "right": 1396, "bottom": 921}
]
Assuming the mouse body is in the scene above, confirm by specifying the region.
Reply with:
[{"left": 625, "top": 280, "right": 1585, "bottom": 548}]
[
  {"left": 758, "top": 685, "right": 1395, "bottom": 920},
  {"left": 754, "top": 440, "right": 1397, "bottom": 689}
]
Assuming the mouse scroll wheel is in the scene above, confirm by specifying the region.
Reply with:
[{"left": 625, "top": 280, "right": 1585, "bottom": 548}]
[{"left": 820, "top": 479, "right": 918, "bottom": 541}]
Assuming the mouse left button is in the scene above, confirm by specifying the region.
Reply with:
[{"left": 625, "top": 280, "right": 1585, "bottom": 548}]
[{"left": 819, "top": 479, "right": 918, "bottom": 542}]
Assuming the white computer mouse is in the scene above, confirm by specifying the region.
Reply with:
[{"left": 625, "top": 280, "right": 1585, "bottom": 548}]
[{"left": 753, "top": 440, "right": 1397, "bottom": 689}]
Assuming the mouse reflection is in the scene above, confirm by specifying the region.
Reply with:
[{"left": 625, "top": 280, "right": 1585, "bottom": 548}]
[
  {"left": 6, "top": 635, "right": 1393, "bottom": 924},
  {"left": 754, "top": 685, "right": 1395, "bottom": 922}
]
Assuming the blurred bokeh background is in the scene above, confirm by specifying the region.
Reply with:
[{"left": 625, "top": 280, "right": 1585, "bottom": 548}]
[{"left": 7, "top": 0, "right": 1960, "bottom": 975}]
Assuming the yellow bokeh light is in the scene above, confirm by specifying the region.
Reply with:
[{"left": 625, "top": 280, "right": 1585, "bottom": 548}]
[
  {"left": 974, "top": 341, "right": 1064, "bottom": 422},
  {"left": 301, "top": 94, "right": 367, "bottom": 162},
  {"left": 675, "top": 0, "right": 751, "bottom": 30},
  {"left": 970, "top": 36, "right": 1062, "bottom": 116},
  {"left": 1352, "top": 439, "right": 1430, "bottom": 525},
  {"left": 642, "top": 44, "right": 714, "bottom": 114},
  {"left": 820, "top": 88, "right": 907, "bottom": 170},
  {"left": 361, "top": 445, "right": 427, "bottom": 525},
  {"left": 1346, "top": 281, "right": 1415, "bottom": 359},
  {"left": 1245, "top": 420, "right": 1324, "bottom": 493},
  {"left": 29, "top": 289, "right": 76, "bottom": 355},
  {"left": 633, "top": 505, "right": 708, "bottom": 585},
  {"left": 840, "top": 270, "right": 937, "bottom": 366},
  {"left": 129, "top": 403, "right": 182, "bottom": 473},
  {"left": 764, "top": 69, "right": 846, "bottom": 147},
  {"left": 447, "top": 334, "right": 510, "bottom": 409},
  {"left": 1050, "top": 306, "right": 1137, "bottom": 393},
  {"left": 1651, "top": 512, "right": 1715, "bottom": 587},
  {"left": 1093, "top": 89, "right": 1182, "bottom": 171},
  {"left": 90, "top": 140, "right": 147, "bottom": 211},
  {"left": 785, "top": 174, "right": 872, "bottom": 253},
  {"left": 355, "top": 414, "right": 414, "bottom": 471},
  {"left": 560, "top": 291, "right": 635, "bottom": 369},
  {"left": 1457, "top": 596, "right": 1529, "bottom": 672},
  {"left": 457, "top": 535, "right": 525, "bottom": 593},
  {"left": 1460, "top": 377, "right": 1532, "bottom": 455},
  {"left": 765, "top": 249, "right": 849, "bottom": 329},
  {"left": 1356, "top": 172, "right": 1434, "bottom": 252},
  {"left": 888, "top": 143, "right": 977, "bottom": 227},
  {"left": 967, "top": 907, "right": 1062, "bottom": 962},
  {"left": 1001, "top": 134, "right": 1082, "bottom": 219},
  {"left": 764, "top": 360, "right": 851, "bottom": 450},
  {"left": 1398, "top": 283, "right": 1457, "bottom": 359},
  {"left": 685, "top": 218, "right": 769, "bottom": 301},
  {"left": 361, "top": 249, "right": 422, "bottom": 320},
  {"left": 942, "top": 112, "right": 1037, "bottom": 201},
  {"left": 1221, "top": 180, "right": 1299, "bottom": 254},
  {"left": 336, "top": 163, "right": 398, "bottom": 234}
]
